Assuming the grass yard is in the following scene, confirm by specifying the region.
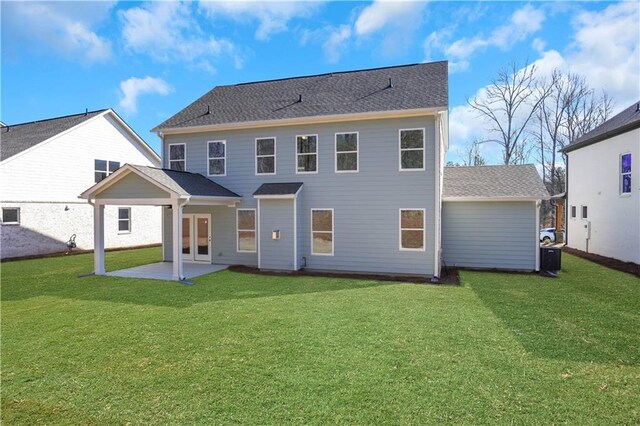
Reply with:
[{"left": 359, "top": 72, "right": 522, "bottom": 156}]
[{"left": 2, "top": 248, "right": 639, "bottom": 424}]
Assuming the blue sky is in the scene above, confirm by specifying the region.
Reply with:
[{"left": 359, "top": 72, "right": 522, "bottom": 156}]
[{"left": 2, "top": 1, "right": 639, "bottom": 163}]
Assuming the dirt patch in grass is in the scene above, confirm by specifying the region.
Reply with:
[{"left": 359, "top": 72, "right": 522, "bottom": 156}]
[
  {"left": 563, "top": 247, "right": 639, "bottom": 277},
  {"left": 228, "top": 265, "right": 460, "bottom": 285}
]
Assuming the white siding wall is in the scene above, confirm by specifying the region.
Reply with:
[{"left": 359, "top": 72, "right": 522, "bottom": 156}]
[{"left": 566, "top": 129, "right": 640, "bottom": 263}]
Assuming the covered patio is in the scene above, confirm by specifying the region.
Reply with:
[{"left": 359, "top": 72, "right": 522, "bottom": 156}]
[{"left": 80, "top": 164, "right": 242, "bottom": 281}]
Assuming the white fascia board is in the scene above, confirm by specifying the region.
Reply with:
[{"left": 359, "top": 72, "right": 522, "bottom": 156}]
[
  {"left": 79, "top": 164, "right": 179, "bottom": 199},
  {"left": 443, "top": 196, "right": 547, "bottom": 202},
  {"left": 155, "top": 107, "right": 447, "bottom": 136},
  {"left": 188, "top": 196, "right": 242, "bottom": 205},
  {"left": 253, "top": 194, "right": 297, "bottom": 200}
]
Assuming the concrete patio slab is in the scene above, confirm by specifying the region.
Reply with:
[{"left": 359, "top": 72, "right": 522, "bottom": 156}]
[{"left": 107, "top": 262, "right": 228, "bottom": 281}]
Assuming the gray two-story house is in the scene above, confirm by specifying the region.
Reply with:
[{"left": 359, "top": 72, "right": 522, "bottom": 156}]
[{"left": 81, "top": 61, "right": 549, "bottom": 281}]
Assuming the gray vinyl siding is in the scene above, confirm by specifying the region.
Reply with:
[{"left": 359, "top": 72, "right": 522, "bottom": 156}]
[
  {"left": 259, "top": 199, "right": 296, "bottom": 270},
  {"left": 164, "top": 115, "right": 436, "bottom": 276},
  {"left": 442, "top": 201, "right": 537, "bottom": 271},
  {"left": 99, "top": 173, "right": 170, "bottom": 199}
]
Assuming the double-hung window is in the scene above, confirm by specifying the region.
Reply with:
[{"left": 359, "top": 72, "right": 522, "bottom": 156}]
[
  {"left": 399, "top": 129, "right": 425, "bottom": 171},
  {"left": 399, "top": 209, "right": 425, "bottom": 251},
  {"left": 94, "top": 159, "right": 120, "bottom": 182},
  {"left": 168, "top": 144, "right": 186, "bottom": 171},
  {"left": 311, "top": 209, "right": 333, "bottom": 255},
  {"left": 1, "top": 207, "right": 20, "bottom": 225},
  {"left": 118, "top": 208, "right": 131, "bottom": 233},
  {"left": 208, "top": 141, "right": 226, "bottom": 176},
  {"left": 621, "top": 153, "right": 631, "bottom": 195},
  {"left": 256, "top": 138, "right": 276, "bottom": 175},
  {"left": 335, "top": 132, "right": 358, "bottom": 172},
  {"left": 237, "top": 209, "right": 256, "bottom": 252},
  {"left": 297, "top": 135, "right": 318, "bottom": 173}
]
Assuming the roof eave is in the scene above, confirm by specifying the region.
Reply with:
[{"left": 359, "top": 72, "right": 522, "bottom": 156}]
[
  {"left": 561, "top": 120, "right": 640, "bottom": 153},
  {"left": 443, "top": 196, "right": 549, "bottom": 202}
]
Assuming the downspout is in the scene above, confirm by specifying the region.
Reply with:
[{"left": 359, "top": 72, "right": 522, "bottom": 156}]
[{"left": 432, "top": 112, "right": 444, "bottom": 282}]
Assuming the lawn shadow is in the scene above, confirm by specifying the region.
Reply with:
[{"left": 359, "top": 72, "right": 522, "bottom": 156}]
[{"left": 467, "top": 257, "right": 640, "bottom": 366}]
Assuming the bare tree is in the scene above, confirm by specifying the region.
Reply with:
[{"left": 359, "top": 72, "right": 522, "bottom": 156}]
[
  {"left": 457, "top": 140, "right": 486, "bottom": 166},
  {"left": 468, "top": 60, "right": 551, "bottom": 165}
]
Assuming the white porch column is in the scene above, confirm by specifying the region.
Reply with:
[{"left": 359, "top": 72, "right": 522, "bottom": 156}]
[
  {"left": 93, "top": 203, "right": 105, "bottom": 275},
  {"left": 172, "top": 201, "right": 184, "bottom": 280}
]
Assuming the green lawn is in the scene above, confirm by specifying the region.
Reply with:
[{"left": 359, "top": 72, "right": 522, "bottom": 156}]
[{"left": 2, "top": 248, "right": 638, "bottom": 425}]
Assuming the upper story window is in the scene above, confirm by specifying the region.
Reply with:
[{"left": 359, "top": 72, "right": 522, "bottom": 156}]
[
  {"left": 168, "top": 144, "right": 186, "bottom": 171},
  {"left": 581, "top": 205, "right": 588, "bottom": 219},
  {"left": 399, "top": 128, "right": 425, "bottom": 171},
  {"left": 95, "top": 159, "right": 120, "bottom": 182},
  {"left": 208, "top": 141, "right": 226, "bottom": 176},
  {"left": 399, "top": 209, "right": 425, "bottom": 251},
  {"left": 297, "top": 134, "right": 318, "bottom": 174},
  {"left": 335, "top": 132, "right": 358, "bottom": 173},
  {"left": 570, "top": 205, "right": 576, "bottom": 219},
  {"left": 118, "top": 208, "right": 131, "bottom": 233},
  {"left": 256, "top": 137, "right": 276, "bottom": 175},
  {"left": 621, "top": 153, "right": 631, "bottom": 195},
  {"left": 1, "top": 207, "right": 20, "bottom": 225}
]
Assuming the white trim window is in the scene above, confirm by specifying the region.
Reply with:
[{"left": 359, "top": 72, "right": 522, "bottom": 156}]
[
  {"left": 94, "top": 159, "right": 120, "bottom": 182},
  {"left": 256, "top": 137, "right": 276, "bottom": 175},
  {"left": 311, "top": 209, "right": 333, "bottom": 255},
  {"left": 208, "top": 141, "right": 226, "bottom": 176},
  {"left": 399, "top": 209, "right": 425, "bottom": 251},
  {"left": 118, "top": 207, "right": 131, "bottom": 233},
  {"left": 335, "top": 132, "right": 358, "bottom": 173},
  {"left": 168, "top": 143, "right": 186, "bottom": 171},
  {"left": 399, "top": 128, "right": 425, "bottom": 171},
  {"left": 296, "top": 134, "right": 318, "bottom": 174},
  {"left": 621, "top": 153, "right": 631, "bottom": 195},
  {"left": 1, "top": 207, "right": 20, "bottom": 225},
  {"left": 237, "top": 209, "right": 256, "bottom": 253}
]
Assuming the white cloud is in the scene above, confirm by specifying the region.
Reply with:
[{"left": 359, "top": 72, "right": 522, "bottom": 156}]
[
  {"left": 119, "top": 77, "right": 172, "bottom": 114},
  {"left": 199, "top": 1, "right": 322, "bottom": 41},
  {"left": 323, "top": 25, "right": 352, "bottom": 63},
  {"left": 531, "top": 38, "right": 546, "bottom": 53},
  {"left": 120, "top": 2, "right": 237, "bottom": 71},
  {"left": 2, "top": 1, "right": 114, "bottom": 64}
]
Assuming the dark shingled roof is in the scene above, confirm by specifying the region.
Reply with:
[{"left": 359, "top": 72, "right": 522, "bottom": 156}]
[
  {"left": 153, "top": 61, "right": 448, "bottom": 131},
  {"left": 443, "top": 165, "right": 549, "bottom": 200},
  {"left": 128, "top": 165, "right": 241, "bottom": 198},
  {"left": 562, "top": 101, "right": 640, "bottom": 153},
  {"left": 1, "top": 110, "right": 107, "bottom": 161},
  {"left": 253, "top": 182, "right": 303, "bottom": 197}
]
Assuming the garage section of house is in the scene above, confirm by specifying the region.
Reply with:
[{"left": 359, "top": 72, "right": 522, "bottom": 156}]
[{"left": 441, "top": 165, "right": 550, "bottom": 271}]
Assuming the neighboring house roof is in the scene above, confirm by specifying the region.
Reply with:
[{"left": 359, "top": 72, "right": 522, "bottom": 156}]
[
  {"left": 0, "top": 109, "right": 160, "bottom": 164},
  {"left": 562, "top": 101, "right": 640, "bottom": 153},
  {"left": 253, "top": 182, "right": 303, "bottom": 197},
  {"left": 127, "top": 165, "right": 241, "bottom": 198},
  {"left": 443, "top": 164, "right": 550, "bottom": 200},
  {"left": 153, "top": 61, "right": 448, "bottom": 132}
]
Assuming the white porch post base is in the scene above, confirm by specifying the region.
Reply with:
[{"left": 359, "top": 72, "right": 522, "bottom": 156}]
[
  {"left": 172, "top": 201, "right": 184, "bottom": 280},
  {"left": 94, "top": 203, "right": 105, "bottom": 275}
]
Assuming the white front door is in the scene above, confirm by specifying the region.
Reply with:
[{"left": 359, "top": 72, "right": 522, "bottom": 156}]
[{"left": 181, "top": 214, "right": 211, "bottom": 263}]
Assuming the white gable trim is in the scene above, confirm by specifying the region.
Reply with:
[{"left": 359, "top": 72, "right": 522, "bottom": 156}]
[{"left": 80, "top": 164, "right": 180, "bottom": 199}]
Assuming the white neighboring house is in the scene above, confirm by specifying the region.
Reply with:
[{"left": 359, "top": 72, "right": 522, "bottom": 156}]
[
  {"left": 562, "top": 101, "right": 640, "bottom": 264},
  {"left": 0, "top": 109, "right": 162, "bottom": 259}
]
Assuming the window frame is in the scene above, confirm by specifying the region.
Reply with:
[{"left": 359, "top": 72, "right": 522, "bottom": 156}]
[
  {"left": 94, "top": 159, "right": 120, "bottom": 183},
  {"left": 236, "top": 208, "right": 257, "bottom": 253},
  {"left": 311, "top": 208, "right": 334, "bottom": 256},
  {"left": 1, "top": 207, "right": 20, "bottom": 225},
  {"left": 296, "top": 134, "right": 319, "bottom": 175},
  {"left": 335, "top": 131, "right": 359, "bottom": 173},
  {"left": 581, "top": 205, "right": 588, "bottom": 220},
  {"left": 570, "top": 205, "right": 576, "bottom": 219},
  {"left": 620, "top": 152, "right": 631, "bottom": 196},
  {"left": 207, "top": 140, "right": 227, "bottom": 177},
  {"left": 255, "top": 137, "right": 277, "bottom": 176},
  {"left": 398, "top": 128, "right": 426, "bottom": 172},
  {"left": 168, "top": 143, "right": 186, "bottom": 171},
  {"left": 118, "top": 207, "right": 131, "bottom": 234},
  {"left": 399, "top": 208, "right": 426, "bottom": 251}
]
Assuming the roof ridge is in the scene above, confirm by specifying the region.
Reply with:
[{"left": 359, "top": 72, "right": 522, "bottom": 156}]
[{"left": 2, "top": 109, "right": 108, "bottom": 127}]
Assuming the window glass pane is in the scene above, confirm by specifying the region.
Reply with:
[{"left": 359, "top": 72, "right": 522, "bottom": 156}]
[
  {"left": 401, "top": 210, "right": 424, "bottom": 229},
  {"left": 297, "top": 136, "right": 317, "bottom": 153},
  {"left": 118, "top": 220, "right": 129, "bottom": 232},
  {"left": 582, "top": 206, "right": 588, "bottom": 218},
  {"left": 182, "top": 217, "right": 191, "bottom": 254},
  {"left": 571, "top": 206, "right": 576, "bottom": 218},
  {"left": 95, "top": 159, "right": 107, "bottom": 171},
  {"left": 257, "top": 157, "right": 275, "bottom": 174},
  {"left": 400, "top": 130, "right": 424, "bottom": 149},
  {"left": 238, "top": 210, "right": 256, "bottom": 230},
  {"left": 337, "top": 153, "right": 357, "bottom": 171},
  {"left": 238, "top": 231, "right": 256, "bottom": 251},
  {"left": 312, "top": 232, "right": 333, "bottom": 254},
  {"left": 297, "top": 154, "right": 317, "bottom": 172},
  {"left": 257, "top": 138, "right": 275, "bottom": 155},
  {"left": 336, "top": 133, "right": 357, "bottom": 152},
  {"left": 118, "top": 208, "right": 130, "bottom": 219},
  {"left": 209, "top": 159, "right": 225, "bottom": 175},
  {"left": 95, "top": 172, "right": 107, "bottom": 182},
  {"left": 170, "top": 144, "right": 185, "bottom": 160},
  {"left": 109, "top": 161, "right": 120, "bottom": 173},
  {"left": 401, "top": 230, "right": 424, "bottom": 249},
  {"left": 312, "top": 210, "right": 332, "bottom": 232},
  {"left": 170, "top": 160, "right": 185, "bottom": 171},
  {"left": 209, "top": 142, "right": 225, "bottom": 158},
  {"left": 622, "top": 175, "right": 631, "bottom": 193},
  {"left": 2, "top": 208, "right": 19, "bottom": 223},
  {"left": 197, "top": 218, "right": 209, "bottom": 255},
  {"left": 401, "top": 150, "right": 424, "bottom": 169},
  {"left": 622, "top": 154, "right": 631, "bottom": 173}
]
